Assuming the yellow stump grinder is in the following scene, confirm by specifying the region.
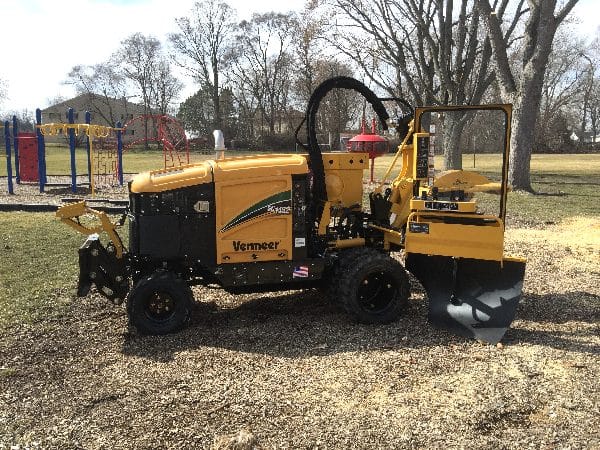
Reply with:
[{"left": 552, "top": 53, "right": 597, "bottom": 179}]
[{"left": 57, "top": 77, "right": 526, "bottom": 343}]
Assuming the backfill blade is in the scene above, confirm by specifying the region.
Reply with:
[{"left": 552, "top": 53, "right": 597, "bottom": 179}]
[{"left": 406, "top": 254, "right": 526, "bottom": 344}]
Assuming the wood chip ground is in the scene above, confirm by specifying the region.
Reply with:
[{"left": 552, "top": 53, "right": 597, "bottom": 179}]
[{"left": 0, "top": 182, "right": 598, "bottom": 449}]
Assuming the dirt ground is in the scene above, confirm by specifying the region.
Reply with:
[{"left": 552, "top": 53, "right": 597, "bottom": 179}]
[{"left": 0, "top": 184, "right": 599, "bottom": 449}]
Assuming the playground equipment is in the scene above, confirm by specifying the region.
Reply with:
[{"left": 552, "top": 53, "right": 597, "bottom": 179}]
[
  {"left": 2, "top": 121, "right": 15, "bottom": 194},
  {"left": 2, "top": 109, "right": 125, "bottom": 195},
  {"left": 122, "top": 114, "right": 189, "bottom": 168},
  {"left": 4, "top": 110, "right": 191, "bottom": 195},
  {"left": 347, "top": 117, "right": 389, "bottom": 182},
  {"left": 1, "top": 116, "right": 31, "bottom": 194},
  {"left": 36, "top": 110, "right": 124, "bottom": 196}
]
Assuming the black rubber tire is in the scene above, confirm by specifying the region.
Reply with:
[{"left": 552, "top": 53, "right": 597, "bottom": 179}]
[
  {"left": 127, "top": 271, "right": 193, "bottom": 335},
  {"left": 337, "top": 248, "right": 409, "bottom": 324},
  {"left": 326, "top": 247, "right": 367, "bottom": 306}
]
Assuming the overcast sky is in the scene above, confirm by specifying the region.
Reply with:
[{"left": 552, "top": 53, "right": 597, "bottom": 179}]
[{"left": 0, "top": 0, "right": 598, "bottom": 114}]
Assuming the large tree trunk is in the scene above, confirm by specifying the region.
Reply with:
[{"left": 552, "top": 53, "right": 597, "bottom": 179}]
[
  {"left": 507, "top": 2, "right": 558, "bottom": 191},
  {"left": 508, "top": 68, "right": 547, "bottom": 191},
  {"left": 477, "top": 0, "right": 579, "bottom": 192},
  {"left": 442, "top": 114, "right": 469, "bottom": 170}
]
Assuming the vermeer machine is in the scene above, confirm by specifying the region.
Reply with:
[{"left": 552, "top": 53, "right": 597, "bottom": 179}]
[{"left": 57, "top": 77, "right": 526, "bottom": 344}]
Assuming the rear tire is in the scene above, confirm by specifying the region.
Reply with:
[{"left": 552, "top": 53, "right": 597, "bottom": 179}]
[
  {"left": 128, "top": 271, "right": 193, "bottom": 335},
  {"left": 337, "top": 248, "right": 409, "bottom": 324}
]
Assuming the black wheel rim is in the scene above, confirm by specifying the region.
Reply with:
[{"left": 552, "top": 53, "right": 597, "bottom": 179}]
[
  {"left": 144, "top": 291, "right": 176, "bottom": 323},
  {"left": 357, "top": 271, "right": 398, "bottom": 314}
]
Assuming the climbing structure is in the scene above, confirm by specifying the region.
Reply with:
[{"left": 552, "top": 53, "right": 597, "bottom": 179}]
[
  {"left": 122, "top": 115, "right": 189, "bottom": 168},
  {"left": 93, "top": 136, "right": 119, "bottom": 188}
]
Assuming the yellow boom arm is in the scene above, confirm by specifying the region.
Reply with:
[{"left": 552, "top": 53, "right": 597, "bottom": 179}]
[{"left": 56, "top": 201, "right": 125, "bottom": 259}]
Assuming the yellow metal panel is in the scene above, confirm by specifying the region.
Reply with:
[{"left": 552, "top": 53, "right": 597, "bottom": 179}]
[
  {"left": 322, "top": 152, "right": 369, "bottom": 170},
  {"left": 405, "top": 214, "right": 504, "bottom": 261},
  {"left": 322, "top": 152, "right": 368, "bottom": 207},
  {"left": 389, "top": 179, "right": 414, "bottom": 228},
  {"left": 324, "top": 170, "right": 364, "bottom": 206},
  {"left": 215, "top": 175, "right": 293, "bottom": 264}
]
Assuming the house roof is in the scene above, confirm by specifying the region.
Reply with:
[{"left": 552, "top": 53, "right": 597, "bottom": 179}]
[{"left": 42, "top": 93, "right": 144, "bottom": 112}]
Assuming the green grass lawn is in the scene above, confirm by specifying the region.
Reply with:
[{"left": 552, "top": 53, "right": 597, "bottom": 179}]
[{"left": 0, "top": 212, "right": 83, "bottom": 328}]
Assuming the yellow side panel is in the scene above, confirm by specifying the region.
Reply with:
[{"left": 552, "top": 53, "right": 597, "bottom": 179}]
[
  {"left": 322, "top": 152, "right": 368, "bottom": 207},
  {"left": 389, "top": 179, "right": 414, "bottom": 228},
  {"left": 216, "top": 175, "right": 293, "bottom": 264},
  {"left": 405, "top": 215, "right": 504, "bottom": 261}
]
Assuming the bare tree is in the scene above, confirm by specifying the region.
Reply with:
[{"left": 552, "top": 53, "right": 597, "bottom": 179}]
[
  {"left": 117, "top": 34, "right": 161, "bottom": 114},
  {"left": 117, "top": 33, "right": 181, "bottom": 146},
  {"left": 230, "top": 12, "right": 296, "bottom": 136},
  {"left": 0, "top": 77, "right": 7, "bottom": 109},
  {"left": 0, "top": 109, "right": 35, "bottom": 132},
  {"left": 579, "top": 34, "right": 600, "bottom": 144},
  {"left": 169, "top": 0, "right": 237, "bottom": 131},
  {"left": 152, "top": 60, "right": 184, "bottom": 116},
  {"left": 587, "top": 83, "right": 600, "bottom": 144},
  {"left": 293, "top": 4, "right": 328, "bottom": 105},
  {"left": 477, "top": 0, "right": 579, "bottom": 191},
  {"left": 328, "top": 0, "right": 525, "bottom": 169},
  {"left": 536, "top": 29, "right": 586, "bottom": 152},
  {"left": 65, "top": 63, "right": 130, "bottom": 126}
]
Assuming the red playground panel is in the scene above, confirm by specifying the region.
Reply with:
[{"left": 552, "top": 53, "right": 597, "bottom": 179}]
[{"left": 18, "top": 132, "right": 38, "bottom": 182}]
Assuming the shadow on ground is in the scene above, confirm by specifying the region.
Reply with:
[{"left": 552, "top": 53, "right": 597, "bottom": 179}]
[{"left": 120, "top": 288, "right": 599, "bottom": 362}]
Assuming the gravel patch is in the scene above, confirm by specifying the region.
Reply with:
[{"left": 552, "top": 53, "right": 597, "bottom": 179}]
[{"left": 0, "top": 176, "right": 129, "bottom": 205}]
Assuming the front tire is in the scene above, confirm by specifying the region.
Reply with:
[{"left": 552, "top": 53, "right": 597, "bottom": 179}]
[
  {"left": 128, "top": 271, "right": 193, "bottom": 335},
  {"left": 337, "top": 248, "right": 409, "bottom": 324}
]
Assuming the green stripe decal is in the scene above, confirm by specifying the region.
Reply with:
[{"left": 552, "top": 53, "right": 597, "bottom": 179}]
[{"left": 220, "top": 190, "right": 292, "bottom": 233}]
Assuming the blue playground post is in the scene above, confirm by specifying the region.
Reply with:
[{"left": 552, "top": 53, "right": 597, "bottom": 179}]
[
  {"left": 116, "top": 121, "right": 124, "bottom": 186},
  {"left": 85, "top": 111, "right": 92, "bottom": 186},
  {"left": 4, "top": 121, "right": 14, "bottom": 194},
  {"left": 67, "top": 108, "right": 77, "bottom": 193},
  {"left": 12, "top": 115, "right": 20, "bottom": 184},
  {"left": 36, "top": 108, "right": 46, "bottom": 192}
]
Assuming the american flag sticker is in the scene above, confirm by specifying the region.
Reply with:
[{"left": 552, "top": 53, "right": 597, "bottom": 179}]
[{"left": 293, "top": 265, "right": 309, "bottom": 278}]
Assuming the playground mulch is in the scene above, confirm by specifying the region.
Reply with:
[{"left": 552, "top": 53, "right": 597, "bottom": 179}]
[
  {"left": 0, "top": 176, "right": 129, "bottom": 206},
  {"left": 0, "top": 213, "right": 598, "bottom": 448}
]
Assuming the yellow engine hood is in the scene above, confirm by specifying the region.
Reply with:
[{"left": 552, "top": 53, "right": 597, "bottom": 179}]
[
  {"left": 130, "top": 162, "right": 213, "bottom": 193},
  {"left": 130, "top": 154, "right": 309, "bottom": 193}
]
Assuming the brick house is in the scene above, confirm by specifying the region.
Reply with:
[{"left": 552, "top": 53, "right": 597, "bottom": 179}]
[{"left": 41, "top": 94, "right": 149, "bottom": 143}]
